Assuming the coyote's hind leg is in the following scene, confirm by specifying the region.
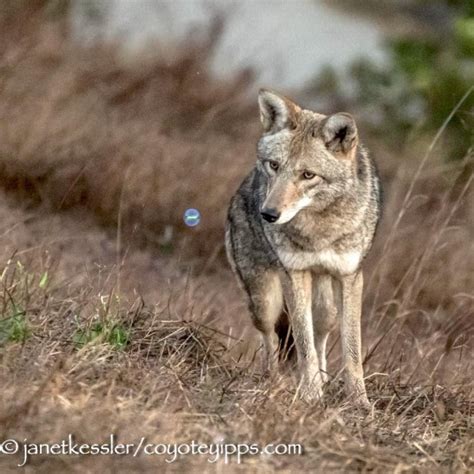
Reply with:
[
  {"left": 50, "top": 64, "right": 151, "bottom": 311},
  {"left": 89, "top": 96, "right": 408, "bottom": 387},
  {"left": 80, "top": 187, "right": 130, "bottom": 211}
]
[{"left": 245, "top": 270, "right": 284, "bottom": 374}]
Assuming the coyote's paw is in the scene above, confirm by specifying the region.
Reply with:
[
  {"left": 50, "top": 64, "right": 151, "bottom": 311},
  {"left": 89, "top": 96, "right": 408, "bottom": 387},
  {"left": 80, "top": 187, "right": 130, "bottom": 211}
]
[
  {"left": 345, "top": 377, "right": 370, "bottom": 410},
  {"left": 261, "top": 356, "right": 279, "bottom": 379},
  {"left": 352, "top": 393, "right": 371, "bottom": 411},
  {"left": 298, "top": 374, "right": 324, "bottom": 403}
]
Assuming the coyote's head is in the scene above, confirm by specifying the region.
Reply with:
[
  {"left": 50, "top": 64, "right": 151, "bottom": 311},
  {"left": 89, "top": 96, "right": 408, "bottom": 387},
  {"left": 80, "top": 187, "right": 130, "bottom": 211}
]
[{"left": 256, "top": 89, "right": 360, "bottom": 224}]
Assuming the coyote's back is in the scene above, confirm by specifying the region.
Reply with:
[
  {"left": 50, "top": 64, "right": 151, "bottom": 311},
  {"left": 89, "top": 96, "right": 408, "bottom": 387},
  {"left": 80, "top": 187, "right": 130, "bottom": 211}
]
[{"left": 225, "top": 89, "right": 382, "bottom": 406}]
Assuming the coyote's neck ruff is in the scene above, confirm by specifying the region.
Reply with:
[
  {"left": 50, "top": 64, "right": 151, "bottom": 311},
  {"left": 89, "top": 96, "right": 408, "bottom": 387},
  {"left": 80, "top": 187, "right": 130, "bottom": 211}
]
[{"left": 225, "top": 89, "right": 382, "bottom": 406}]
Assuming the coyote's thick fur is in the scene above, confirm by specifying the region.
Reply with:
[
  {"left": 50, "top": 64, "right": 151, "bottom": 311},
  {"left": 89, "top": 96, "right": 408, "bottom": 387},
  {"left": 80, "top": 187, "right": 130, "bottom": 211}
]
[{"left": 225, "top": 89, "right": 382, "bottom": 406}]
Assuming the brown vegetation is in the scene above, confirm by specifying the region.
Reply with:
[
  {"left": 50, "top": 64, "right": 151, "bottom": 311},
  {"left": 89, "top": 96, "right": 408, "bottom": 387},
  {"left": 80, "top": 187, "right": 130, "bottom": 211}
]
[{"left": 0, "top": 5, "right": 472, "bottom": 472}]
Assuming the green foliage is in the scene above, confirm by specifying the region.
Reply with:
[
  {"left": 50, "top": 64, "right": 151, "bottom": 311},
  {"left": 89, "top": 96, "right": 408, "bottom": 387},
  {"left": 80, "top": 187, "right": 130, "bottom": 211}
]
[
  {"left": 0, "top": 309, "right": 30, "bottom": 344},
  {"left": 73, "top": 322, "right": 130, "bottom": 350},
  {"left": 73, "top": 292, "right": 130, "bottom": 350},
  {"left": 0, "top": 259, "right": 130, "bottom": 350},
  {"left": 337, "top": 1, "right": 474, "bottom": 160},
  {"left": 0, "top": 260, "right": 39, "bottom": 345},
  {"left": 455, "top": 17, "right": 474, "bottom": 55},
  {"left": 39, "top": 271, "right": 49, "bottom": 289}
]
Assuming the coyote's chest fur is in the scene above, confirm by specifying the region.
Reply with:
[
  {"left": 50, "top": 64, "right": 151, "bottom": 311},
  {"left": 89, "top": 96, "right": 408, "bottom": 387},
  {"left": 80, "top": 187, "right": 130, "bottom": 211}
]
[{"left": 275, "top": 246, "right": 361, "bottom": 275}]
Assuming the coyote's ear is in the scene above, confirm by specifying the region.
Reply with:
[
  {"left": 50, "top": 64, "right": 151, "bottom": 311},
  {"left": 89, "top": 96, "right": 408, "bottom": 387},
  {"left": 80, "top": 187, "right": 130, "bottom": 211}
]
[
  {"left": 258, "top": 89, "right": 300, "bottom": 133},
  {"left": 321, "top": 113, "right": 358, "bottom": 157}
]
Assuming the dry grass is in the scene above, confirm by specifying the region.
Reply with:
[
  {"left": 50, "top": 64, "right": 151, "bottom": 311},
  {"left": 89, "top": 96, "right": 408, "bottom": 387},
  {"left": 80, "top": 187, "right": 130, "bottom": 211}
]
[
  {"left": 0, "top": 9, "right": 255, "bottom": 259},
  {"left": 0, "top": 5, "right": 472, "bottom": 473}
]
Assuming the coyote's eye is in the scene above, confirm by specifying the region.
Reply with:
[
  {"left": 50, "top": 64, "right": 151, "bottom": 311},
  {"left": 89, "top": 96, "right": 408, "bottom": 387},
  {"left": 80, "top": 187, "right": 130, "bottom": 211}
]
[
  {"left": 302, "top": 171, "right": 316, "bottom": 180},
  {"left": 268, "top": 161, "right": 279, "bottom": 172}
]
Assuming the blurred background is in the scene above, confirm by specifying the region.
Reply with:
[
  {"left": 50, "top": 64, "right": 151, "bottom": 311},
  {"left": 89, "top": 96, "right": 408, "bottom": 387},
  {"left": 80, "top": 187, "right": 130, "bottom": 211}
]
[
  {"left": 0, "top": 0, "right": 472, "bottom": 363},
  {"left": 0, "top": 1, "right": 472, "bottom": 470}
]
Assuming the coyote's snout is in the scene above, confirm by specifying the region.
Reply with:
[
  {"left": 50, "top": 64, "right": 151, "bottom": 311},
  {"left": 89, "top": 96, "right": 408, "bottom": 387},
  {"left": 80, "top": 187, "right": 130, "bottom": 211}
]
[
  {"left": 260, "top": 175, "right": 312, "bottom": 225},
  {"left": 225, "top": 89, "right": 382, "bottom": 406}
]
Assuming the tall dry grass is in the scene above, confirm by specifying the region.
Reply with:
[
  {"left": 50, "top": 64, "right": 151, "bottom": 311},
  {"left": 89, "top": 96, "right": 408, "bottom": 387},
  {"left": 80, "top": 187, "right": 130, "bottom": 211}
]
[
  {"left": 0, "top": 9, "right": 256, "bottom": 260},
  {"left": 0, "top": 6, "right": 471, "bottom": 311},
  {"left": 0, "top": 4, "right": 472, "bottom": 472}
]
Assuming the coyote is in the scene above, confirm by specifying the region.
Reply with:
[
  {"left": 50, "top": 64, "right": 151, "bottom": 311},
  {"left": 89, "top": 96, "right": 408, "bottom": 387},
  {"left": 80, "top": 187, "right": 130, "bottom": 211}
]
[{"left": 225, "top": 89, "right": 382, "bottom": 406}]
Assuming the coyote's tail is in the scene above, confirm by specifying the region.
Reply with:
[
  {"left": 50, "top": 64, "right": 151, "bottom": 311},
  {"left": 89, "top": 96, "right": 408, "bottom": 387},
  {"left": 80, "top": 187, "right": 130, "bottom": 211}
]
[{"left": 274, "top": 306, "right": 296, "bottom": 362}]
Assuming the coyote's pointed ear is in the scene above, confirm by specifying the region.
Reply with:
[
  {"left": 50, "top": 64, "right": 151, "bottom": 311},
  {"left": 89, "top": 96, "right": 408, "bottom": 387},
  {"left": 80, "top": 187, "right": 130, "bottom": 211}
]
[
  {"left": 321, "top": 113, "right": 358, "bottom": 157},
  {"left": 258, "top": 89, "right": 300, "bottom": 133}
]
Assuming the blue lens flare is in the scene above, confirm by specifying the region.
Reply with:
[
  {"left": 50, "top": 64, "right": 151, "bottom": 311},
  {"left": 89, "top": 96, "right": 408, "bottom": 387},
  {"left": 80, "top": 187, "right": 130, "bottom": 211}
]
[{"left": 183, "top": 208, "right": 201, "bottom": 227}]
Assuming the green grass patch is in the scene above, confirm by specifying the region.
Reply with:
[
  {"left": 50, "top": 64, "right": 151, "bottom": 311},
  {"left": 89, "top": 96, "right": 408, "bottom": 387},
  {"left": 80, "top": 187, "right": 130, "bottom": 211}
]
[
  {"left": 0, "top": 309, "right": 30, "bottom": 344},
  {"left": 73, "top": 321, "right": 130, "bottom": 350}
]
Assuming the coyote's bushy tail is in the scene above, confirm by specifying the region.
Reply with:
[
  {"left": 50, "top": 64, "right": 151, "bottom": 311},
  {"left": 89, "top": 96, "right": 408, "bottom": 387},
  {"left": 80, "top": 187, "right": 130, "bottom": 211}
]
[{"left": 275, "top": 307, "right": 296, "bottom": 362}]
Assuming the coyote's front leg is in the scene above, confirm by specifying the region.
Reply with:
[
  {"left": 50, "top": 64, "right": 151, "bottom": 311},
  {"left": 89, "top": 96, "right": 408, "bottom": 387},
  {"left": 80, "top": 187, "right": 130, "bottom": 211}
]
[
  {"left": 340, "top": 272, "right": 369, "bottom": 408},
  {"left": 285, "top": 270, "right": 322, "bottom": 401}
]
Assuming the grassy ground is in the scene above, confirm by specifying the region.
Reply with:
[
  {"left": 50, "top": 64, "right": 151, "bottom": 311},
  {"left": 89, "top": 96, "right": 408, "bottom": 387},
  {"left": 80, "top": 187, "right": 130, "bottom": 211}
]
[{"left": 0, "top": 5, "right": 472, "bottom": 473}]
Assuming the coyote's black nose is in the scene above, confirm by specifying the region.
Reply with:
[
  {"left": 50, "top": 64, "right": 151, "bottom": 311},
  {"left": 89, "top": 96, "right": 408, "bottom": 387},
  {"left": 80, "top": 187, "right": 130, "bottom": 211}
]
[{"left": 260, "top": 208, "right": 280, "bottom": 223}]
